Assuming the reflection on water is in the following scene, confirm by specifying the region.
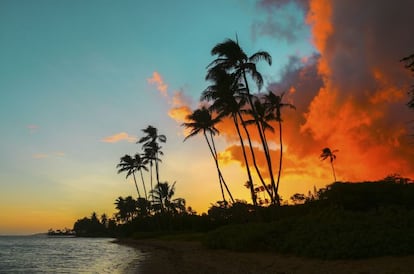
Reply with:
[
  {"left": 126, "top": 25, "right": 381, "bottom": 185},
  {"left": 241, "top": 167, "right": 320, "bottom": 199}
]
[{"left": 0, "top": 235, "right": 145, "bottom": 273}]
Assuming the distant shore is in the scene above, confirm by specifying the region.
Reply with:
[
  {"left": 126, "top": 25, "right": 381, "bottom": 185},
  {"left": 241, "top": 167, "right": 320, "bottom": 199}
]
[{"left": 116, "top": 238, "right": 414, "bottom": 274}]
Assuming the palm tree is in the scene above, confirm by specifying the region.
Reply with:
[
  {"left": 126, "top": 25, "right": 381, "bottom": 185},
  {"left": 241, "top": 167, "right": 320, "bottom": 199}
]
[
  {"left": 133, "top": 154, "right": 149, "bottom": 200},
  {"left": 150, "top": 182, "right": 186, "bottom": 214},
  {"left": 182, "top": 107, "right": 235, "bottom": 203},
  {"left": 138, "top": 126, "right": 166, "bottom": 194},
  {"left": 207, "top": 38, "right": 276, "bottom": 203},
  {"left": 320, "top": 147, "right": 339, "bottom": 182},
  {"left": 116, "top": 154, "right": 142, "bottom": 198},
  {"left": 243, "top": 96, "right": 276, "bottom": 200},
  {"left": 202, "top": 68, "right": 259, "bottom": 205},
  {"left": 264, "top": 91, "right": 295, "bottom": 203}
]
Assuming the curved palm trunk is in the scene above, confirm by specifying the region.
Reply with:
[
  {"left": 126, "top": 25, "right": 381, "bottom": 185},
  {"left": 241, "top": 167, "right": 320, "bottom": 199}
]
[
  {"left": 132, "top": 173, "right": 141, "bottom": 198},
  {"left": 149, "top": 163, "right": 154, "bottom": 203},
  {"left": 203, "top": 131, "right": 227, "bottom": 203},
  {"left": 210, "top": 131, "right": 235, "bottom": 203},
  {"left": 331, "top": 162, "right": 337, "bottom": 182},
  {"left": 242, "top": 72, "right": 276, "bottom": 204},
  {"left": 232, "top": 114, "right": 257, "bottom": 206},
  {"left": 154, "top": 158, "right": 164, "bottom": 213},
  {"left": 275, "top": 120, "right": 283, "bottom": 205},
  {"left": 238, "top": 111, "right": 273, "bottom": 201},
  {"left": 139, "top": 169, "right": 148, "bottom": 200}
]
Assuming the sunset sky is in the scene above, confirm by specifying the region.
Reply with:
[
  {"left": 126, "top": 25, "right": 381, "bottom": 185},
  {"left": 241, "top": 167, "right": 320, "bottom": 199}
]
[{"left": 1, "top": 0, "right": 413, "bottom": 235}]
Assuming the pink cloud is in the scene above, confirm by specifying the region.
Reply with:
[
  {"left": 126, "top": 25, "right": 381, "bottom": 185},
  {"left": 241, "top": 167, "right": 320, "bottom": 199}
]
[
  {"left": 147, "top": 71, "right": 168, "bottom": 96},
  {"left": 101, "top": 132, "right": 137, "bottom": 143},
  {"left": 32, "top": 153, "right": 49, "bottom": 159},
  {"left": 27, "top": 125, "right": 39, "bottom": 133}
]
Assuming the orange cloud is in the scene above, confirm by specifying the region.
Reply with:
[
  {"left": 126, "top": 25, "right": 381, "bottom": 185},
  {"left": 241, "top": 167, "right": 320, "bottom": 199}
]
[
  {"left": 101, "top": 132, "right": 137, "bottom": 143},
  {"left": 168, "top": 91, "right": 193, "bottom": 123},
  {"left": 147, "top": 71, "right": 168, "bottom": 96}
]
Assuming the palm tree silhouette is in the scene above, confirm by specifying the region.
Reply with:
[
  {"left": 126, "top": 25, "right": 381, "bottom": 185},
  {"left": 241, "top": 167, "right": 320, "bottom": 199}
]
[
  {"left": 243, "top": 97, "right": 277, "bottom": 200},
  {"left": 264, "top": 91, "right": 295, "bottom": 203},
  {"left": 182, "top": 106, "right": 235, "bottom": 204},
  {"left": 138, "top": 125, "right": 166, "bottom": 195},
  {"left": 116, "top": 154, "right": 142, "bottom": 198},
  {"left": 114, "top": 196, "right": 137, "bottom": 223},
  {"left": 207, "top": 38, "right": 276, "bottom": 203},
  {"left": 320, "top": 147, "right": 339, "bottom": 182},
  {"left": 202, "top": 68, "right": 259, "bottom": 205},
  {"left": 150, "top": 182, "right": 186, "bottom": 214}
]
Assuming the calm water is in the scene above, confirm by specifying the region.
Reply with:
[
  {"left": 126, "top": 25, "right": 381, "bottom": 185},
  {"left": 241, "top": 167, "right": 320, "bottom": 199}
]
[{"left": 0, "top": 236, "right": 146, "bottom": 273}]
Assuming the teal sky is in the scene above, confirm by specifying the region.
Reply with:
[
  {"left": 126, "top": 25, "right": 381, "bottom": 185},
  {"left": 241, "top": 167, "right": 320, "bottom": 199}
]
[{"left": 0, "top": 0, "right": 315, "bottom": 234}]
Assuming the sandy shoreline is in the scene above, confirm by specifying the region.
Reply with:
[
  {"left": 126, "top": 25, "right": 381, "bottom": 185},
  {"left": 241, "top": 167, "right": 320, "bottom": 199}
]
[{"left": 116, "top": 238, "right": 414, "bottom": 274}]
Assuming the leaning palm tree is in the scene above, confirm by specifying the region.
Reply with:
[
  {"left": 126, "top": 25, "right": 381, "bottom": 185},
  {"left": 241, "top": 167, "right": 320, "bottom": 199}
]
[
  {"left": 202, "top": 68, "right": 260, "bottom": 205},
  {"left": 138, "top": 126, "right": 166, "bottom": 191},
  {"left": 182, "top": 107, "right": 235, "bottom": 203},
  {"left": 207, "top": 38, "right": 276, "bottom": 203},
  {"left": 320, "top": 147, "right": 339, "bottom": 182},
  {"left": 264, "top": 91, "right": 295, "bottom": 203},
  {"left": 116, "top": 154, "right": 142, "bottom": 198}
]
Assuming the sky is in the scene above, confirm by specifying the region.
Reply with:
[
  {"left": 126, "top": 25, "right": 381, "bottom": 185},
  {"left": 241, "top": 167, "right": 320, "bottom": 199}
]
[{"left": 0, "top": 0, "right": 413, "bottom": 235}]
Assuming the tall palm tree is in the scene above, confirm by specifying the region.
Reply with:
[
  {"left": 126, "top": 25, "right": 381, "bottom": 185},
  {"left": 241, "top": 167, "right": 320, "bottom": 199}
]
[
  {"left": 207, "top": 38, "right": 277, "bottom": 203},
  {"left": 182, "top": 107, "right": 235, "bottom": 203},
  {"left": 116, "top": 154, "right": 142, "bottom": 198},
  {"left": 243, "top": 96, "right": 276, "bottom": 200},
  {"left": 320, "top": 147, "right": 339, "bottom": 182},
  {"left": 264, "top": 91, "right": 295, "bottom": 203},
  {"left": 202, "top": 69, "right": 259, "bottom": 205},
  {"left": 138, "top": 126, "right": 166, "bottom": 192}
]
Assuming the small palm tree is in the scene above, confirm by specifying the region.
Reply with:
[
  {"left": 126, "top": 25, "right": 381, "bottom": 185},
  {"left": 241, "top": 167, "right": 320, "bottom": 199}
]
[
  {"left": 182, "top": 107, "right": 235, "bottom": 203},
  {"left": 150, "top": 182, "right": 186, "bottom": 214},
  {"left": 320, "top": 147, "right": 339, "bottom": 182},
  {"left": 116, "top": 154, "right": 142, "bottom": 198},
  {"left": 138, "top": 125, "right": 166, "bottom": 196}
]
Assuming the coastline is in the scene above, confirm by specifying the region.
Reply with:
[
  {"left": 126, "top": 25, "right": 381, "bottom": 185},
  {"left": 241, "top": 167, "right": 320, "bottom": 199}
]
[{"left": 116, "top": 238, "right": 414, "bottom": 274}]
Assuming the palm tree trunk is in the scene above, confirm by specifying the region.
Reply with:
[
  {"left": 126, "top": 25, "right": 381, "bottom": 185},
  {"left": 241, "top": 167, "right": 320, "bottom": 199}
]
[
  {"left": 210, "top": 131, "right": 235, "bottom": 203},
  {"left": 139, "top": 169, "right": 148, "bottom": 200},
  {"left": 275, "top": 120, "right": 283, "bottom": 205},
  {"left": 238, "top": 111, "right": 273, "bottom": 201},
  {"left": 154, "top": 157, "right": 164, "bottom": 213},
  {"left": 242, "top": 71, "right": 276, "bottom": 204},
  {"left": 232, "top": 114, "right": 257, "bottom": 206},
  {"left": 132, "top": 173, "right": 141, "bottom": 198},
  {"left": 150, "top": 163, "right": 154, "bottom": 203},
  {"left": 331, "top": 162, "right": 337, "bottom": 182},
  {"left": 203, "top": 131, "right": 227, "bottom": 203}
]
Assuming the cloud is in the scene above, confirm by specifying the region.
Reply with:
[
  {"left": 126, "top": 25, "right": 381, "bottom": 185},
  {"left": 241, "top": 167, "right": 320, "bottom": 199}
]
[
  {"left": 27, "top": 124, "right": 39, "bottom": 133},
  {"left": 209, "top": 0, "right": 414, "bottom": 201},
  {"left": 168, "top": 90, "right": 193, "bottom": 123},
  {"left": 101, "top": 132, "right": 137, "bottom": 143},
  {"left": 147, "top": 71, "right": 168, "bottom": 96},
  {"left": 32, "top": 153, "right": 49, "bottom": 159},
  {"left": 253, "top": 0, "right": 310, "bottom": 43}
]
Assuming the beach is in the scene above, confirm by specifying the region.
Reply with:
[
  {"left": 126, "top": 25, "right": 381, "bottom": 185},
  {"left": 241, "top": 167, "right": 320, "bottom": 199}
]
[{"left": 118, "top": 239, "right": 414, "bottom": 274}]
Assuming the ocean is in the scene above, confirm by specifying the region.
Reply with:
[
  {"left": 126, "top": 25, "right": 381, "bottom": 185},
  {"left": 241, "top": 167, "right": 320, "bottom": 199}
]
[{"left": 0, "top": 235, "right": 145, "bottom": 273}]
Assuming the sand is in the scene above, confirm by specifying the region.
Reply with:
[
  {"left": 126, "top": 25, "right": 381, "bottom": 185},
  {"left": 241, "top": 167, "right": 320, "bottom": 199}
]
[{"left": 117, "top": 239, "right": 414, "bottom": 274}]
